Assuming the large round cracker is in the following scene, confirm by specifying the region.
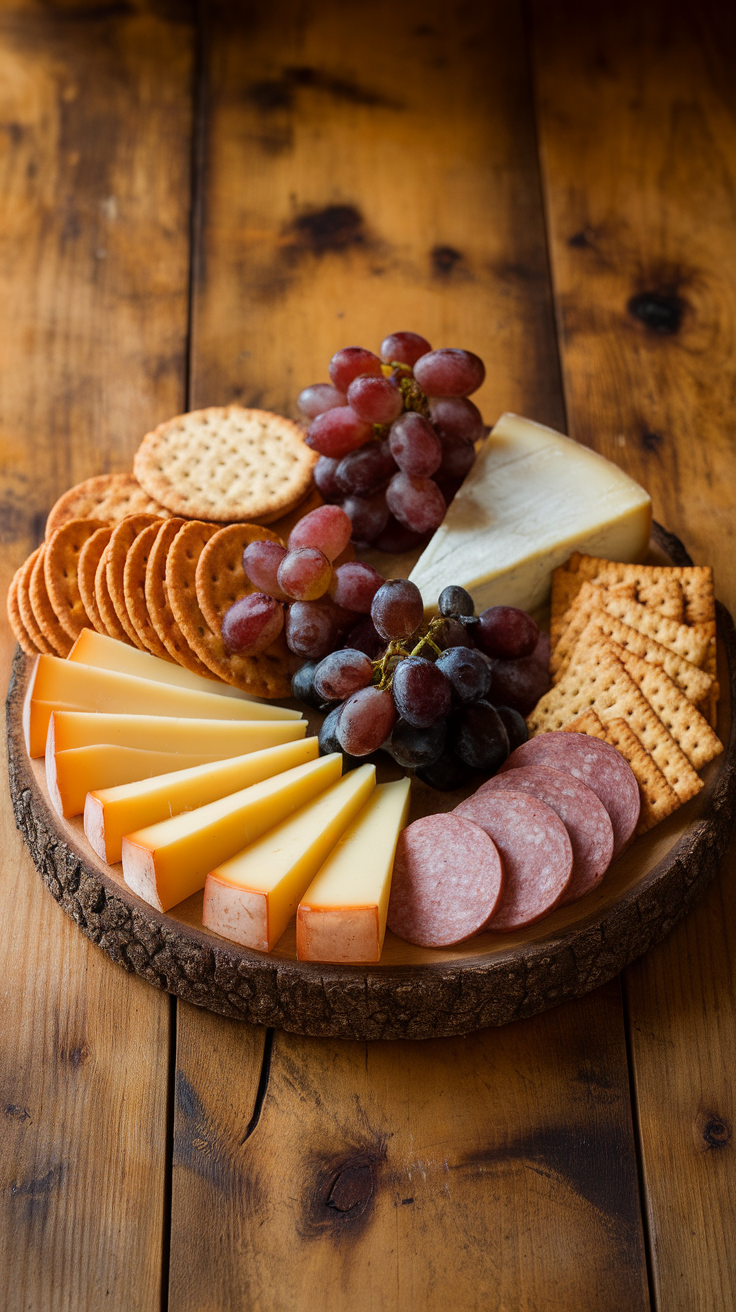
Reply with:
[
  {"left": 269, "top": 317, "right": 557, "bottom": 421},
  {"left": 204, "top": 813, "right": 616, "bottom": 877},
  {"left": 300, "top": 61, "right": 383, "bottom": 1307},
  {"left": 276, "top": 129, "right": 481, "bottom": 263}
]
[
  {"left": 17, "top": 548, "right": 54, "bottom": 653},
  {"left": 29, "top": 546, "right": 73, "bottom": 656},
  {"left": 166, "top": 521, "right": 297, "bottom": 699},
  {"left": 94, "top": 543, "right": 130, "bottom": 644},
  {"left": 45, "top": 473, "right": 170, "bottom": 538},
  {"left": 44, "top": 517, "right": 104, "bottom": 638},
  {"left": 77, "top": 526, "right": 113, "bottom": 635},
  {"left": 144, "top": 518, "right": 215, "bottom": 678},
  {"left": 123, "top": 521, "right": 174, "bottom": 661},
  {"left": 133, "top": 407, "right": 317, "bottom": 523},
  {"left": 105, "top": 514, "right": 162, "bottom": 649},
  {"left": 195, "top": 522, "right": 284, "bottom": 634},
  {"left": 7, "top": 560, "right": 40, "bottom": 654}
]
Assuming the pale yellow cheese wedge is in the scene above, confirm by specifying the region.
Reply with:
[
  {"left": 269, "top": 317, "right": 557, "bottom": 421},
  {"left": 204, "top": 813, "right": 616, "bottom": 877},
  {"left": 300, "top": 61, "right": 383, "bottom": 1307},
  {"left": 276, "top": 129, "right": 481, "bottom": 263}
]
[
  {"left": 86, "top": 736, "right": 318, "bottom": 864},
  {"left": 23, "top": 655, "right": 300, "bottom": 757},
  {"left": 203, "top": 765, "right": 377, "bottom": 953},
  {"left": 69, "top": 628, "right": 254, "bottom": 702},
  {"left": 48, "top": 744, "right": 226, "bottom": 820},
  {"left": 296, "top": 779, "right": 411, "bottom": 963},
  {"left": 47, "top": 710, "right": 306, "bottom": 755},
  {"left": 122, "top": 752, "right": 342, "bottom": 912}
]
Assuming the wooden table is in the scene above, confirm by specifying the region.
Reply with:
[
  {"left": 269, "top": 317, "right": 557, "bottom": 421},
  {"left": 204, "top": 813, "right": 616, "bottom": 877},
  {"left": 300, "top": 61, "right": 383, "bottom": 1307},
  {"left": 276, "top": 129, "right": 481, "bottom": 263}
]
[{"left": 1, "top": 3, "right": 734, "bottom": 1308}]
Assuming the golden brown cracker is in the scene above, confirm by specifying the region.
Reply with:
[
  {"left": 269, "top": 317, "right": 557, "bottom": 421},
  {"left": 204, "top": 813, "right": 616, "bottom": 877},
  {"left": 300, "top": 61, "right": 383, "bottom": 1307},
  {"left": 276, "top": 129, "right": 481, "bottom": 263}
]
[
  {"left": 636, "top": 577, "right": 684, "bottom": 622},
  {"left": 559, "top": 554, "right": 715, "bottom": 626},
  {"left": 133, "top": 406, "right": 317, "bottom": 524},
  {"left": 94, "top": 543, "right": 130, "bottom": 644},
  {"left": 144, "top": 518, "right": 214, "bottom": 677},
  {"left": 195, "top": 522, "right": 284, "bottom": 634},
  {"left": 45, "top": 473, "right": 170, "bottom": 538},
  {"left": 698, "top": 637, "right": 719, "bottom": 730},
  {"left": 43, "top": 517, "right": 104, "bottom": 638},
  {"left": 29, "top": 546, "right": 73, "bottom": 656},
  {"left": 78, "top": 526, "right": 113, "bottom": 635},
  {"left": 556, "top": 609, "right": 713, "bottom": 704},
  {"left": 7, "top": 561, "right": 40, "bottom": 654},
  {"left": 167, "top": 521, "right": 296, "bottom": 699},
  {"left": 597, "top": 590, "right": 714, "bottom": 666},
  {"left": 122, "top": 522, "right": 174, "bottom": 661},
  {"left": 612, "top": 644, "right": 722, "bottom": 770},
  {"left": 551, "top": 580, "right": 632, "bottom": 673},
  {"left": 105, "top": 514, "right": 162, "bottom": 649}
]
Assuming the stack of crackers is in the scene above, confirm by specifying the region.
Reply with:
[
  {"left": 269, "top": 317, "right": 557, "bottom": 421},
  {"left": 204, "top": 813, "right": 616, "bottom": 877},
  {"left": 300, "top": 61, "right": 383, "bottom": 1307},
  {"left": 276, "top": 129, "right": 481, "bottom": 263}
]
[
  {"left": 528, "top": 552, "right": 723, "bottom": 834},
  {"left": 7, "top": 407, "right": 325, "bottom": 698}
]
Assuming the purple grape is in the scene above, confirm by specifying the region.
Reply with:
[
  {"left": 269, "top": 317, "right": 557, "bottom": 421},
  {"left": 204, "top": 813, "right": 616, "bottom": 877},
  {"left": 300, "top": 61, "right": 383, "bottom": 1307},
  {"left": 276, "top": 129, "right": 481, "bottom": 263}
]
[
  {"left": 335, "top": 440, "right": 396, "bottom": 496},
  {"left": 337, "top": 685, "right": 397, "bottom": 755},
  {"left": 372, "top": 515, "right": 430, "bottom": 554},
  {"left": 342, "top": 492, "right": 390, "bottom": 544},
  {"left": 438, "top": 585, "right": 475, "bottom": 618},
  {"left": 414, "top": 348, "right": 485, "bottom": 397},
  {"left": 291, "top": 662, "right": 324, "bottom": 710},
  {"left": 435, "top": 617, "right": 476, "bottom": 650},
  {"left": 330, "top": 561, "right": 384, "bottom": 612},
  {"left": 306, "top": 407, "right": 372, "bottom": 458},
  {"left": 242, "top": 540, "right": 289, "bottom": 600},
  {"left": 434, "top": 476, "right": 464, "bottom": 506},
  {"left": 428, "top": 396, "right": 484, "bottom": 445},
  {"left": 329, "top": 347, "right": 383, "bottom": 392},
  {"left": 494, "top": 705, "right": 528, "bottom": 752},
  {"left": 221, "top": 593, "right": 284, "bottom": 655},
  {"left": 385, "top": 472, "right": 446, "bottom": 534},
  {"left": 347, "top": 374, "right": 403, "bottom": 424},
  {"left": 284, "top": 598, "right": 345, "bottom": 660},
  {"left": 319, "top": 705, "right": 364, "bottom": 770},
  {"left": 297, "top": 383, "right": 347, "bottom": 419},
  {"left": 341, "top": 615, "right": 386, "bottom": 660},
  {"left": 388, "top": 412, "right": 442, "bottom": 478},
  {"left": 476, "top": 606, "right": 539, "bottom": 659},
  {"left": 392, "top": 656, "right": 452, "bottom": 728},
  {"left": 379, "top": 331, "right": 432, "bottom": 366},
  {"left": 487, "top": 656, "right": 551, "bottom": 717},
  {"left": 436, "top": 434, "right": 476, "bottom": 481},
  {"left": 415, "top": 750, "right": 473, "bottom": 792},
  {"left": 448, "top": 701, "right": 510, "bottom": 771},
  {"left": 389, "top": 719, "right": 446, "bottom": 769},
  {"left": 313, "top": 455, "right": 344, "bottom": 502},
  {"left": 435, "top": 646, "right": 492, "bottom": 704},
  {"left": 371, "top": 578, "right": 424, "bottom": 641},
  {"left": 313, "top": 649, "right": 374, "bottom": 701}
]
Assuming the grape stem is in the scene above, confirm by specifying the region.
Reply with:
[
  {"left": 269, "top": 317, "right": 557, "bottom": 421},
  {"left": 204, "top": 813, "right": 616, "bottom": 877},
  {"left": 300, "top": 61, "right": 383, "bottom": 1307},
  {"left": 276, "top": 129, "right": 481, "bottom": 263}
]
[{"left": 372, "top": 616, "right": 447, "bottom": 690}]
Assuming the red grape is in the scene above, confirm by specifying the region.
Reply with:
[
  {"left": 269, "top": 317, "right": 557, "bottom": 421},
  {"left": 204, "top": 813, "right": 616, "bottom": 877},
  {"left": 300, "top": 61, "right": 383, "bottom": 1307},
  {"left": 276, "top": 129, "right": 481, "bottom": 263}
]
[
  {"left": 372, "top": 515, "right": 430, "bottom": 554},
  {"left": 329, "top": 347, "right": 382, "bottom": 392},
  {"left": 330, "top": 561, "right": 384, "bottom": 612},
  {"left": 494, "top": 705, "right": 529, "bottom": 752},
  {"left": 385, "top": 472, "right": 446, "bottom": 534},
  {"left": 476, "top": 606, "right": 539, "bottom": 659},
  {"left": 436, "top": 434, "right": 476, "bottom": 481},
  {"left": 242, "top": 540, "right": 289, "bottom": 600},
  {"left": 342, "top": 493, "right": 389, "bottom": 544},
  {"left": 284, "top": 598, "right": 346, "bottom": 660},
  {"left": 388, "top": 412, "right": 442, "bottom": 477},
  {"left": 435, "top": 646, "right": 492, "bottom": 703},
  {"left": 449, "top": 701, "right": 509, "bottom": 771},
  {"left": 306, "top": 407, "right": 372, "bottom": 458},
  {"left": 221, "top": 593, "right": 284, "bottom": 655},
  {"left": 436, "top": 617, "right": 476, "bottom": 650},
  {"left": 277, "top": 547, "right": 332, "bottom": 601},
  {"left": 487, "top": 657, "right": 550, "bottom": 717},
  {"left": 428, "top": 396, "right": 484, "bottom": 444},
  {"left": 297, "top": 383, "right": 347, "bottom": 419},
  {"left": 313, "top": 455, "right": 343, "bottom": 502},
  {"left": 392, "top": 656, "right": 452, "bottom": 728},
  {"left": 371, "top": 578, "right": 423, "bottom": 641},
  {"left": 341, "top": 615, "right": 386, "bottom": 659},
  {"left": 313, "top": 649, "right": 374, "bottom": 701},
  {"left": 337, "top": 685, "right": 397, "bottom": 755},
  {"left": 414, "top": 348, "right": 485, "bottom": 396},
  {"left": 346, "top": 374, "right": 403, "bottom": 424},
  {"left": 335, "top": 441, "right": 396, "bottom": 496},
  {"left": 379, "top": 331, "right": 432, "bottom": 366},
  {"left": 288, "top": 504, "right": 352, "bottom": 561}
]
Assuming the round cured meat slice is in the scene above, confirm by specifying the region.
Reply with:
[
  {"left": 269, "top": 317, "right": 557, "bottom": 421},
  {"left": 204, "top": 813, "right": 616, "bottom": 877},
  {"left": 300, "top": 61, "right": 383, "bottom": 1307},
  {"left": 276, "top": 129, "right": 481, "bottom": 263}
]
[
  {"left": 478, "top": 764, "right": 614, "bottom": 904},
  {"left": 498, "top": 731, "right": 640, "bottom": 858},
  {"left": 455, "top": 791, "right": 572, "bottom": 932},
  {"left": 387, "top": 814, "right": 504, "bottom": 948}
]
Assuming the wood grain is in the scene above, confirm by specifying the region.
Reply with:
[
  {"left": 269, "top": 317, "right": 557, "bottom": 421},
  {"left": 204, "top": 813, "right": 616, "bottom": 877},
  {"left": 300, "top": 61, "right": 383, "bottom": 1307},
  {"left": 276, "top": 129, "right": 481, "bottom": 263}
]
[
  {"left": 0, "top": 2, "right": 194, "bottom": 1307},
  {"left": 530, "top": 3, "right": 736, "bottom": 1306}
]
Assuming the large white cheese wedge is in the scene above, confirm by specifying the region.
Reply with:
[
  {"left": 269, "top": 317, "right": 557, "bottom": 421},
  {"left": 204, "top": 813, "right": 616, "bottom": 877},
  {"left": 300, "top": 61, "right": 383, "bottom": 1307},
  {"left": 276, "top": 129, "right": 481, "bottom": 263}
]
[
  {"left": 48, "top": 744, "right": 227, "bottom": 820},
  {"left": 296, "top": 779, "right": 411, "bottom": 963},
  {"left": 203, "top": 765, "right": 377, "bottom": 952},
  {"left": 409, "top": 413, "right": 652, "bottom": 614},
  {"left": 47, "top": 710, "right": 305, "bottom": 755},
  {"left": 86, "top": 736, "right": 318, "bottom": 864},
  {"left": 23, "top": 655, "right": 300, "bottom": 757},
  {"left": 69, "top": 629, "right": 254, "bottom": 702},
  {"left": 122, "top": 752, "right": 342, "bottom": 912}
]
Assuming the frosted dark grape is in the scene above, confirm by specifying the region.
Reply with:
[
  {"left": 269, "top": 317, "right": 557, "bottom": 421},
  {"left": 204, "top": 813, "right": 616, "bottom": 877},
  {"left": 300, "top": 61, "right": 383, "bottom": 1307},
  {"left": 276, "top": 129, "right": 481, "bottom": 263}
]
[
  {"left": 476, "top": 605, "right": 539, "bottom": 659},
  {"left": 221, "top": 593, "right": 284, "bottom": 656},
  {"left": 392, "top": 656, "right": 452, "bottom": 728},
  {"left": 487, "top": 655, "right": 551, "bottom": 717},
  {"left": 277, "top": 547, "right": 332, "bottom": 601},
  {"left": 371, "top": 578, "right": 424, "bottom": 641},
  {"left": 329, "top": 346, "right": 383, "bottom": 392},
  {"left": 436, "top": 433, "right": 476, "bottom": 481},
  {"left": 385, "top": 472, "right": 446, "bottom": 534},
  {"left": 435, "top": 617, "right": 476, "bottom": 650},
  {"left": 297, "top": 383, "right": 347, "bottom": 419},
  {"left": 335, "top": 441, "right": 396, "bottom": 496},
  {"left": 285, "top": 598, "right": 344, "bottom": 660},
  {"left": 372, "top": 515, "right": 429, "bottom": 554},
  {"left": 288, "top": 505, "right": 352, "bottom": 561},
  {"left": 416, "top": 750, "right": 473, "bottom": 792},
  {"left": 313, "top": 456, "right": 343, "bottom": 502},
  {"left": 319, "top": 705, "right": 363, "bottom": 770},
  {"left": 337, "top": 686, "right": 397, "bottom": 756},
  {"left": 390, "top": 719, "right": 446, "bottom": 769},
  {"left": 435, "top": 646, "right": 492, "bottom": 704},
  {"left": 449, "top": 701, "right": 510, "bottom": 772},
  {"left": 306, "top": 407, "right": 372, "bottom": 458},
  {"left": 346, "top": 374, "right": 403, "bottom": 424},
  {"left": 414, "top": 348, "right": 486, "bottom": 397},
  {"left": 342, "top": 493, "right": 390, "bottom": 544},
  {"left": 341, "top": 615, "right": 386, "bottom": 660},
  {"left": 291, "top": 662, "right": 324, "bottom": 710},
  {"left": 428, "top": 396, "right": 484, "bottom": 445},
  {"left": 438, "top": 585, "right": 475, "bottom": 618},
  {"left": 313, "top": 648, "right": 374, "bottom": 701},
  {"left": 494, "top": 705, "right": 529, "bottom": 752},
  {"left": 242, "top": 540, "right": 288, "bottom": 600},
  {"left": 330, "top": 561, "right": 384, "bottom": 612},
  {"left": 388, "top": 412, "right": 442, "bottom": 478},
  {"left": 379, "top": 331, "right": 432, "bottom": 366}
]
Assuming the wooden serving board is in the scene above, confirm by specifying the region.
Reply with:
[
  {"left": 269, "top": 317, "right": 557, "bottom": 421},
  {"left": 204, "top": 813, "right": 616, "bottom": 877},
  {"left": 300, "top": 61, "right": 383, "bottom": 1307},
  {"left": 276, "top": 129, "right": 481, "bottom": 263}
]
[{"left": 6, "top": 527, "right": 736, "bottom": 1039}]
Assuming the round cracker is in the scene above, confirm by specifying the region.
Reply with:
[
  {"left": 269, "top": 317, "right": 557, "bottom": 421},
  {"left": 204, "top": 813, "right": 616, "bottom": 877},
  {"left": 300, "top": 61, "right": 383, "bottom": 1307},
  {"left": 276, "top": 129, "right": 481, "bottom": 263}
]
[
  {"left": 105, "top": 514, "right": 162, "bottom": 649},
  {"left": 44, "top": 517, "right": 104, "bottom": 638},
  {"left": 78, "top": 526, "right": 113, "bottom": 635},
  {"left": 29, "top": 546, "right": 73, "bottom": 656},
  {"left": 145, "top": 518, "right": 215, "bottom": 677},
  {"left": 133, "top": 406, "right": 317, "bottom": 523},
  {"left": 166, "top": 521, "right": 296, "bottom": 699},
  {"left": 123, "top": 521, "right": 174, "bottom": 661},
  {"left": 195, "top": 522, "right": 284, "bottom": 634},
  {"left": 94, "top": 543, "right": 130, "bottom": 643},
  {"left": 45, "top": 473, "right": 170, "bottom": 539},
  {"left": 7, "top": 560, "right": 40, "bottom": 654}
]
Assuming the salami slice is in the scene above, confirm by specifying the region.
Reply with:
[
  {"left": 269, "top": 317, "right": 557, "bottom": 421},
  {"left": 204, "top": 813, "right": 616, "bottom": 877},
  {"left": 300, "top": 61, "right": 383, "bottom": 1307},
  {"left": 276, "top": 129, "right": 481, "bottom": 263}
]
[
  {"left": 455, "top": 791, "right": 572, "bottom": 931},
  {"left": 498, "top": 731, "right": 640, "bottom": 858},
  {"left": 478, "top": 764, "right": 614, "bottom": 904},
  {"left": 387, "top": 814, "right": 504, "bottom": 948}
]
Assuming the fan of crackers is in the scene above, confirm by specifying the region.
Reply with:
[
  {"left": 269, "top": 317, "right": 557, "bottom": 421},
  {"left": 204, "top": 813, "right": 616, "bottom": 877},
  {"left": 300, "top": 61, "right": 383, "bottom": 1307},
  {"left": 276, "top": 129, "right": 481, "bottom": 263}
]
[
  {"left": 7, "top": 407, "right": 326, "bottom": 699},
  {"left": 530, "top": 552, "right": 722, "bottom": 836}
]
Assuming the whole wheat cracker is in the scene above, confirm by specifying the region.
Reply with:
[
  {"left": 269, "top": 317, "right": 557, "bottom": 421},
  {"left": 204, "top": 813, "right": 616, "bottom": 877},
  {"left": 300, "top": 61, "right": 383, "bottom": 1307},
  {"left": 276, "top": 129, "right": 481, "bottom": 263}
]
[
  {"left": 29, "top": 546, "right": 73, "bottom": 656},
  {"left": 43, "top": 517, "right": 104, "bottom": 639},
  {"left": 122, "top": 522, "right": 174, "bottom": 661},
  {"left": 612, "top": 643, "right": 722, "bottom": 770},
  {"left": 94, "top": 544, "right": 130, "bottom": 644},
  {"left": 554, "top": 609, "right": 713, "bottom": 704},
  {"left": 144, "top": 518, "right": 215, "bottom": 678},
  {"left": 105, "top": 514, "right": 162, "bottom": 649},
  {"left": 133, "top": 407, "right": 317, "bottom": 524},
  {"left": 166, "top": 521, "right": 297, "bottom": 699},
  {"left": 195, "top": 522, "right": 284, "bottom": 634},
  {"left": 7, "top": 561, "right": 39, "bottom": 654},
  {"left": 45, "top": 473, "right": 170, "bottom": 538},
  {"left": 77, "top": 526, "right": 113, "bottom": 636},
  {"left": 563, "top": 710, "right": 680, "bottom": 833}
]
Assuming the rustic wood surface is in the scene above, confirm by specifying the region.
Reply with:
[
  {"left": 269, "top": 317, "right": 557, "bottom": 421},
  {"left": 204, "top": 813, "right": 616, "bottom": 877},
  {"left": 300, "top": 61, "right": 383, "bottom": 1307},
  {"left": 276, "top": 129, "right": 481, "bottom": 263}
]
[{"left": 1, "top": 1, "right": 734, "bottom": 1310}]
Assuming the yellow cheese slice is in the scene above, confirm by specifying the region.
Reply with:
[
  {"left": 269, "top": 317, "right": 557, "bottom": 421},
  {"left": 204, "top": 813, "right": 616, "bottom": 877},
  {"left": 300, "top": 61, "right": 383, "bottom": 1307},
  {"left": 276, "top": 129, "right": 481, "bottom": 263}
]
[
  {"left": 86, "top": 736, "right": 318, "bottom": 864},
  {"left": 23, "top": 655, "right": 300, "bottom": 757},
  {"left": 296, "top": 779, "right": 411, "bottom": 963},
  {"left": 203, "top": 764, "right": 377, "bottom": 952},
  {"left": 48, "top": 744, "right": 228, "bottom": 820},
  {"left": 47, "top": 710, "right": 305, "bottom": 755},
  {"left": 122, "top": 752, "right": 342, "bottom": 912},
  {"left": 69, "top": 628, "right": 254, "bottom": 702}
]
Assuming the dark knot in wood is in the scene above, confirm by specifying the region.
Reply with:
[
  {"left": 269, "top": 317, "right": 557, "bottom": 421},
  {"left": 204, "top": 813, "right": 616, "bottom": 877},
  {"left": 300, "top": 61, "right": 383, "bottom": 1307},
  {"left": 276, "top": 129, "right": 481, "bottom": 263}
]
[
  {"left": 327, "top": 1161, "right": 375, "bottom": 1215},
  {"left": 627, "top": 291, "right": 685, "bottom": 334},
  {"left": 286, "top": 205, "right": 366, "bottom": 255},
  {"left": 431, "top": 245, "right": 463, "bottom": 275},
  {"left": 702, "top": 1116, "right": 731, "bottom": 1150}
]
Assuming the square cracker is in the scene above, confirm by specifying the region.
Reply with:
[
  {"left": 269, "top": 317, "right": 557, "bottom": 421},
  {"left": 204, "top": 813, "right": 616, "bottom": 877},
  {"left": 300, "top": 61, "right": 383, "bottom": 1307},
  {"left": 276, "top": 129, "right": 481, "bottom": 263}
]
[
  {"left": 563, "top": 709, "right": 681, "bottom": 833},
  {"left": 611, "top": 643, "right": 722, "bottom": 770},
  {"left": 555, "top": 608, "right": 713, "bottom": 704},
  {"left": 558, "top": 553, "right": 715, "bottom": 626},
  {"left": 636, "top": 577, "right": 684, "bottom": 621},
  {"left": 592, "top": 589, "right": 713, "bottom": 667}
]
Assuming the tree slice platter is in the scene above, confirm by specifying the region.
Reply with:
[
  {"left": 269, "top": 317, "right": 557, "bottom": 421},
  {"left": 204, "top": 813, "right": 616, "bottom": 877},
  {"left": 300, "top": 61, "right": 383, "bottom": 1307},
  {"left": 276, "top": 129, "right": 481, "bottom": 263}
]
[{"left": 6, "top": 525, "right": 736, "bottom": 1039}]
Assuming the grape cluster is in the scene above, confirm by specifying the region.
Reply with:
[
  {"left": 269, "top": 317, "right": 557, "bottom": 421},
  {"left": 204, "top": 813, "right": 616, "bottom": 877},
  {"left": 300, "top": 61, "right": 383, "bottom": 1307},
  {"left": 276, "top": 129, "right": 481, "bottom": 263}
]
[
  {"left": 291, "top": 577, "right": 553, "bottom": 790},
  {"left": 298, "top": 332, "right": 485, "bottom": 552},
  {"left": 220, "top": 504, "right": 388, "bottom": 661}
]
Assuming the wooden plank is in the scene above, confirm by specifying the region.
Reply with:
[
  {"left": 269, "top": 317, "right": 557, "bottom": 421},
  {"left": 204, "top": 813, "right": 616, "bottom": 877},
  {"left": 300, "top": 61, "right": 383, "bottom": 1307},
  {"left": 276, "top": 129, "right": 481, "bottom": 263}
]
[
  {"left": 0, "top": 3, "right": 194, "bottom": 1307},
  {"left": 529, "top": 3, "right": 736, "bottom": 1307},
  {"left": 172, "top": 2, "right": 650, "bottom": 1307}
]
